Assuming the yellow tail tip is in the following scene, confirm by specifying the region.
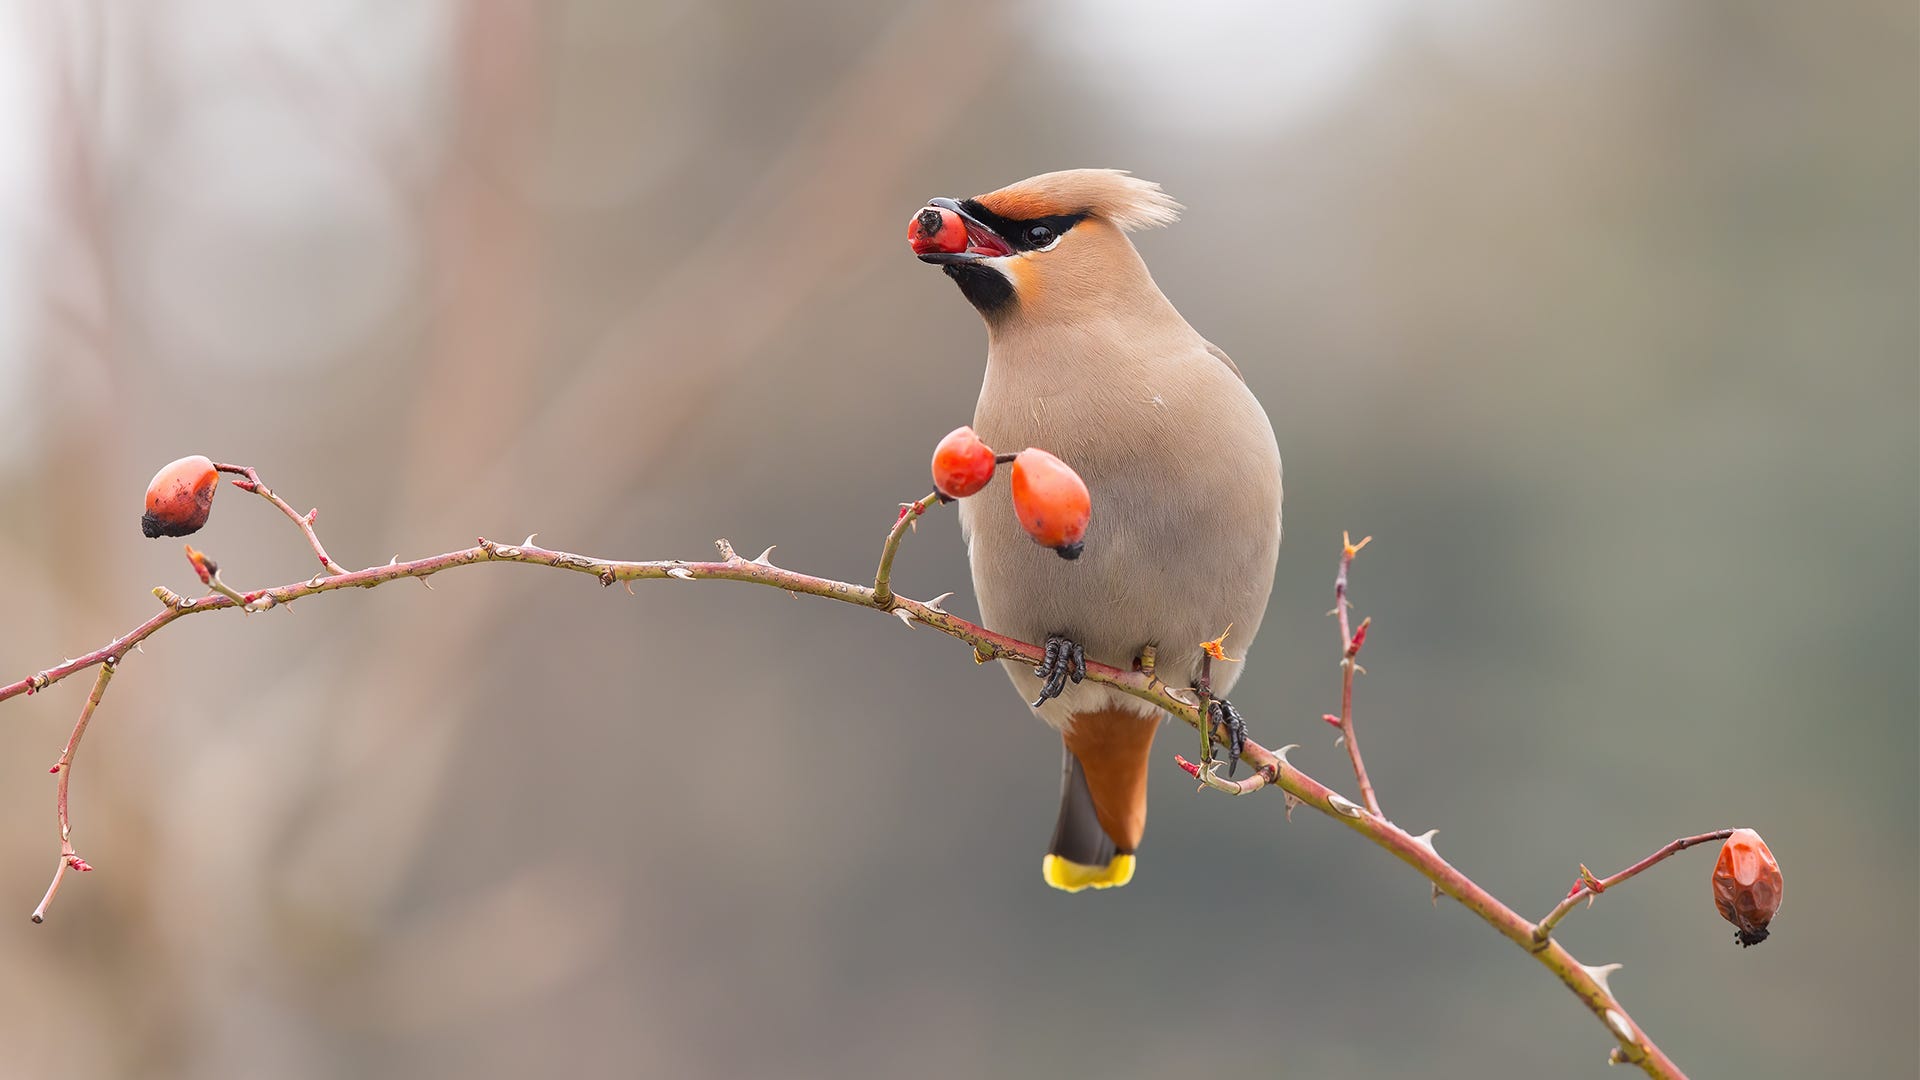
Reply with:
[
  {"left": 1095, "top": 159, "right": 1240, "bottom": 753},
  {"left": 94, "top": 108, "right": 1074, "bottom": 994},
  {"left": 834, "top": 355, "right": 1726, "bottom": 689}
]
[{"left": 1042, "top": 853, "right": 1136, "bottom": 893}]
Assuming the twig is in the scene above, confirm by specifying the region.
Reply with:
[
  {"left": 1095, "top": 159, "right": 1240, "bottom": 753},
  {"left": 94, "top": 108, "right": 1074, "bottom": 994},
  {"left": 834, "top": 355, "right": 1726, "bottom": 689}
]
[
  {"left": 212, "top": 462, "right": 350, "bottom": 577},
  {"left": 0, "top": 466, "right": 1700, "bottom": 1076},
  {"left": 1331, "top": 531, "right": 1381, "bottom": 817},
  {"left": 1533, "top": 830, "right": 1738, "bottom": 944},
  {"left": 872, "top": 491, "right": 940, "bottom": 609},
  {"left": 31, "top": 662, "right": 116, "bottom": 923}
]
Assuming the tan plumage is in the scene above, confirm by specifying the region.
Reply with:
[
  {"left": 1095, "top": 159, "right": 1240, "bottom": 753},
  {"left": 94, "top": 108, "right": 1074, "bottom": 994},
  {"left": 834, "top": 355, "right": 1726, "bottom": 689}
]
[{"left": 917, "top": 169, "right": 1282, "bottom": 891}]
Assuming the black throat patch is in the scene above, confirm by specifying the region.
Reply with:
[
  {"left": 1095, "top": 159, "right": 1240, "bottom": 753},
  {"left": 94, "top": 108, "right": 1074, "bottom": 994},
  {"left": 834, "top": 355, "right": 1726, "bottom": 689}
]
[{"left": 944, "top": 262, "right": 1014, "bottom": 315}]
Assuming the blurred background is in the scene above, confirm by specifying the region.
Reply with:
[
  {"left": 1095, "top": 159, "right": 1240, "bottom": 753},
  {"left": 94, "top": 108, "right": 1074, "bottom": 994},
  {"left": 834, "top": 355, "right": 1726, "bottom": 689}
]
[{"left": 0, "top": 1, "right": 1913, "bottom": 1077}]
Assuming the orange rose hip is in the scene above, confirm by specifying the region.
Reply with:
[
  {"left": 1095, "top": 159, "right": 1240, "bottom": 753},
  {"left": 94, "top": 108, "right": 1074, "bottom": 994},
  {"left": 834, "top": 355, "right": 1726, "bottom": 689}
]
[
  {"left": 141, "top": 455, "right": 219, "bottom": 538},
  {"left": 1010, "top": 448, "right": 1091, "bottom": 560}
]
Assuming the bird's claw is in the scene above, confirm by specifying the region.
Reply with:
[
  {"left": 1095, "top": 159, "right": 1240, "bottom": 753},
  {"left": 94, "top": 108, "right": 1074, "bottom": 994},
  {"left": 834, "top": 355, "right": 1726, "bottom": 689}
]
[
  {"left": 1030, "top": 634, "right": 1086, "bottom": 708},
  {"left": 1208, "top": 697, "right": 1248, "bottom": 778}
]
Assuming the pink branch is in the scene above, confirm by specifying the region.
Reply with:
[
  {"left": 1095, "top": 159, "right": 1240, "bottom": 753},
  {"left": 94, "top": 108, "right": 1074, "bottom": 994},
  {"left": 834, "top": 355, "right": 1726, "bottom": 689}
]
[
  {"left": 31, "top": 663, "right": 116, "bottom": 922},
  {"left": 1534, "top": 830, "right": 1738, "bottom": 943},
  {"left": 212, "top": 462, "right": 350, "bottom": 577},
  {"left": 1331, "top": 532, "right": 1381, "bottom": 816},
  {"left": 0, "top": 463, "right": 1744, "bottom": 1076}
]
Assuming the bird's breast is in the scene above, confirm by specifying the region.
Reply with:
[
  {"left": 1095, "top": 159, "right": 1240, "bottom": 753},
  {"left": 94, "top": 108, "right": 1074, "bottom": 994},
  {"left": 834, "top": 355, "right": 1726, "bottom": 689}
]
[{"left": 962, "top": 346, "right": 1282, "bottom": 696}]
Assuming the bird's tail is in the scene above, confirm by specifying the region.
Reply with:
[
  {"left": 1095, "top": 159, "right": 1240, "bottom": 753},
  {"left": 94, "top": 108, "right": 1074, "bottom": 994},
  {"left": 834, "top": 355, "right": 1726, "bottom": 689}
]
[{"left": 1043, "top": 708, "right": 1158, "bottom": 892}]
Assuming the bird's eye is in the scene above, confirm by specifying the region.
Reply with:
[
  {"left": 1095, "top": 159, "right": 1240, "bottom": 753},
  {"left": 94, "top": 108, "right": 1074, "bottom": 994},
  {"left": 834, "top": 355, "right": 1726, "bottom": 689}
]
[{"left": 1026, "top": 224, "right": 1054, "bottom": 247}]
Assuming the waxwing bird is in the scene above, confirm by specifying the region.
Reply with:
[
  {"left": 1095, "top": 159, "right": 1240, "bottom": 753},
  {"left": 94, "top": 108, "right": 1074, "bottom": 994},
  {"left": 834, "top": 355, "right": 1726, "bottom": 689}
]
[{"left": 909, "top": 169, "right": 1283, "bottom": 892}]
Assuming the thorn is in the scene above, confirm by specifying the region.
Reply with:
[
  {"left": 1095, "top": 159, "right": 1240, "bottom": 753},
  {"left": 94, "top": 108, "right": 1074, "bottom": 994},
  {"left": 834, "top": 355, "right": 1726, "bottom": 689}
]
[
  {"left": 1272, "top": 744, "right": 1300, "bottom": 766},
  {"left": 667, "top": 567, "right": 695, "bottom": 581},
  {"left": 1327, "top": 793, "right": 1365, "bottom": 818},
  {"left": 893, "top": 608, "right": 915, "bottom": 628},
  {"left": 1409, "top": 828, "right": 1439, "bottom": 855},
  {"left": 1583, "top": 962, "right": 1623, "bottom": 995},
  {"left": 925, "top": 592, "right": 954, "bottom": 612},
  {"left": 1164, "top": 687, "right": 1201, "bottom": 708},
  {"left": 753, "top": 545, "right": 777, "bottom": 565},
  {"left": 1283, "top": 792, "right": 1301, "bottom": 821},
  {"left": 1334, "top": 734, "right": 1346, "bottom": 749},
  {"left": 623, "top": 580, "right": 636, "bottom": 596},
  {"left": 1431, "top": 883, "right": 1442, "bottom": 906},
  {"left": 523, "top": 533, "right": 539, "bottom": 548},
  {"left": 1604, "top": 1009, "right": 1635, "bottom": 1046},
  {"left": 418, "top": 577, "right": 434, "bottom": 591}
]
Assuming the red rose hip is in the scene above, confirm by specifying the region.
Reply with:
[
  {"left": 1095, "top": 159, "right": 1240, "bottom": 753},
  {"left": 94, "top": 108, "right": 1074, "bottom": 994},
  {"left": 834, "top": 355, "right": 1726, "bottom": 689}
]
[
  {"left": 142, "top": 455, "right": 219, "bottom": 538},
  {"left": 908, "top": 205, "right": 969, "bottom": 256},
  {"left": 931, "top": 426, "right": 997, "bottom": 499},
  {"left": 1711, "top": 828, "right": 1783, "bottom": 947},
  {"left": 1010, "top": 448, "right": 1091, "bottom": 559}
]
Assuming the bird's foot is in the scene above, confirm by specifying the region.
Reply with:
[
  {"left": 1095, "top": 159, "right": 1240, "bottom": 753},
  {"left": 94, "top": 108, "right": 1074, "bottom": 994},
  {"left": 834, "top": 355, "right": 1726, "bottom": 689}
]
[
  {"left": 1206, "top": 696, "right": 1248, "bottom": 778},
  {"left": 1030, "top": 634, "right": 1086, "bottom": 708}
]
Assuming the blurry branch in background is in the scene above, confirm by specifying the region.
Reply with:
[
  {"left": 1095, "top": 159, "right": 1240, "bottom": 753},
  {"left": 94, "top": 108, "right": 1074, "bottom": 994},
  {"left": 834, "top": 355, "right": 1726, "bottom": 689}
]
[
  {"left": 238, "top": 0, "right": 1013, "bottom": 927},
  {"left": 0, "top": 460, "right": 1782, "bottom": 1080}
]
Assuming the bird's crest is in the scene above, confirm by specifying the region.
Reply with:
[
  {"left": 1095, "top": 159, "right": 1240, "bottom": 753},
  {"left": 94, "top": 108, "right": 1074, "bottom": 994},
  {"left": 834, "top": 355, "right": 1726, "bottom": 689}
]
[{"left": 972, "top": 169, "right": 1182, "bottom": 233}]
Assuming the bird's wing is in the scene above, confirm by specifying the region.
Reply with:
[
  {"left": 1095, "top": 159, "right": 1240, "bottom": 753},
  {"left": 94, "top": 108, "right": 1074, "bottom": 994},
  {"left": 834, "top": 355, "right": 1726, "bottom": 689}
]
[{"left": 1202, "top": 339, "right": 1244, "bottom": 382}]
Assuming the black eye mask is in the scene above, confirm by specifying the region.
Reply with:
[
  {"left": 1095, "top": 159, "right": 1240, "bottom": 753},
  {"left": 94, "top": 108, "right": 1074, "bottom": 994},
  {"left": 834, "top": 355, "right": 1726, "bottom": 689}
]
[{"left": 956, "top": 201, "right": 1089, "bottom": 252}]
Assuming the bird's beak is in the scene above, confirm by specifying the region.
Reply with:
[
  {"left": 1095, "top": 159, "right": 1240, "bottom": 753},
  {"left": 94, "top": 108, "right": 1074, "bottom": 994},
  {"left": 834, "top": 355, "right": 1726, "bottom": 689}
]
[{"left": 908, "top": 197, "right": 1014, "bottom": 265}]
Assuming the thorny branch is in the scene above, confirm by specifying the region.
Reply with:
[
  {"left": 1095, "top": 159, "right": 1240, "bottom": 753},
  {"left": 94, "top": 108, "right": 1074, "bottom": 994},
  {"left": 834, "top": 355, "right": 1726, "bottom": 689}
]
[
  {"left": 1330, "top": 531, "right": 1381, "bottom": 817},
  {"left": 211, "top": 461, "right": 349, "bottom": 578},
  {"left": 30, "top": 662, "right": 115, "bottom": 923},
  {"left": 1533, "top": 830, "right": 1738, "bottom": 943},
  {"left": 2, "top": 466, "right": 1745, "bottom": 1078}
]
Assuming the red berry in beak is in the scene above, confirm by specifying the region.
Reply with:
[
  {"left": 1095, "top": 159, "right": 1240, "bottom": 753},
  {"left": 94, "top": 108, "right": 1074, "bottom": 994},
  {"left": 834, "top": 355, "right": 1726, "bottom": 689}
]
[
  {"left": 908, "top": 205, "right": 969, "bottom": 256},
  {"left": 1011, "top": 448, "right": 1091, "bottom": 559},
  {"left": 142, "top": 455, "right": 219, "bottom": 538},
  {"left": 1711, "top": 828, "right": 1783, "bottom": 947},
  {"left": 932, "top": 426, "right": 997, "bottom": 499}
]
